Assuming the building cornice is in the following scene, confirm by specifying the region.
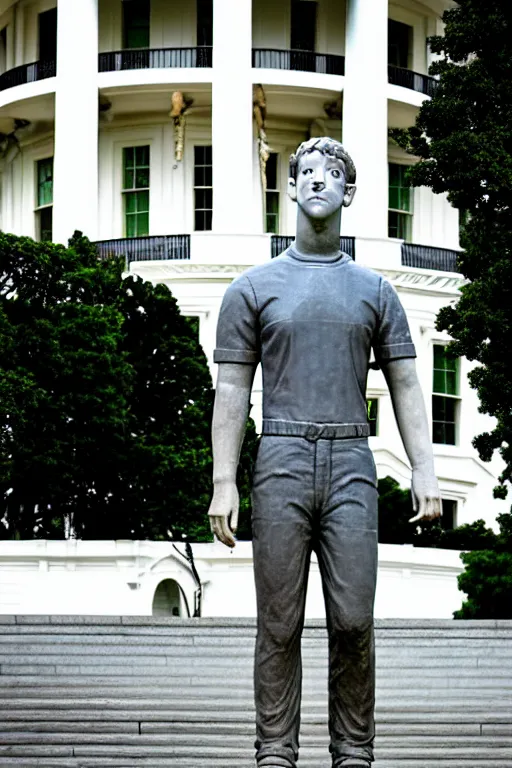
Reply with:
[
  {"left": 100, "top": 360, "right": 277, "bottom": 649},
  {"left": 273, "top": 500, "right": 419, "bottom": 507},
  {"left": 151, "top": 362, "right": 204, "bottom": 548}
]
[
  {"left": 382, "top": 268, "right": 466, "bottom": 296},
  {"left": 132, "top": 261, "right": 467, "bottom": 295}
]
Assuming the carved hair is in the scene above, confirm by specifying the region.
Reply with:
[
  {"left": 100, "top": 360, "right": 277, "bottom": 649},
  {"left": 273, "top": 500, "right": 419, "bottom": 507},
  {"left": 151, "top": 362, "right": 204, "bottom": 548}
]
[{"left": 289, "top": 137, "right": 356, "bottom": 186}]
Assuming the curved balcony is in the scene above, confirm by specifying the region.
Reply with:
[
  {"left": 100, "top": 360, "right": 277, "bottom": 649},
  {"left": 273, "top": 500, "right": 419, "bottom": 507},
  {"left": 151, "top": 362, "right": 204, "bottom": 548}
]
[
  {"left": 401, "top": 242, "right": 460, "bottom": 273},
  {"left": 253, "top": 48, "right": 345, "bottom": 76},
  {"left": 99, "top": 47, "right": 212, "bottom": 73},
  {"left": 0, "top": 59, "right": 56, "bottom": 93},
  {"left": 95, "top": 235, "right": 191, "bottom": 263},
  {"left": 388, "top": 65, "right": 438, "bottom": 97},
  {"left": 271, "top": 235, "right": 355, "bottom": 260}
]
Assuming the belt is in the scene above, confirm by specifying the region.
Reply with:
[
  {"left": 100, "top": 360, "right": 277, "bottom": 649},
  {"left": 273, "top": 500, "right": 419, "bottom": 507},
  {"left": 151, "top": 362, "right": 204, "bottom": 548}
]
[{"left": 262, "top": 419, "right": 370, "bottom": 441}]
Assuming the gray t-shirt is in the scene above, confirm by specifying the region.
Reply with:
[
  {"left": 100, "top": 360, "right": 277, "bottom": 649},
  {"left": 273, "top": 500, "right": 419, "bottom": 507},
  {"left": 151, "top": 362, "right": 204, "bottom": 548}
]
[{"left": 214, "top": 248, "right": 416, "bottom": 430}]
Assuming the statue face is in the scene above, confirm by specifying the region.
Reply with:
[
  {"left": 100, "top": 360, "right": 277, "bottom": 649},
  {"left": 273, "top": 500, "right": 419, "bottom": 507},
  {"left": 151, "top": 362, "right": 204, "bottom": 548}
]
[{"left": 288, "top": 150, "right": 355, "bottom": 218}]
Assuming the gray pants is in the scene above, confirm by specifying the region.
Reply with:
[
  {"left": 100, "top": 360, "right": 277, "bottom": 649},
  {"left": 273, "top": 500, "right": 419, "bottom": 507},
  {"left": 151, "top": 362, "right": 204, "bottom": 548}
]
[{"left": 251, "top": 436, "right": 378, "bottom": 767}]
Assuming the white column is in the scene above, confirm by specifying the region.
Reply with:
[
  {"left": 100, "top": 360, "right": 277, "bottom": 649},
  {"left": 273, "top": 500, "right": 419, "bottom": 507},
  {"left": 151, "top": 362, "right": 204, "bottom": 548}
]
[
  {"left": 342, "top": 0, "right": 388, "bottom": 240},
  {"left": 211, "top": 0, "right": 256, "bottom": 234},
  {"left": 53, "top": 0, "right": 99, "bottom": 244},
  {"left": 14, "top": 3, "right": 24, "bottom": 67}
]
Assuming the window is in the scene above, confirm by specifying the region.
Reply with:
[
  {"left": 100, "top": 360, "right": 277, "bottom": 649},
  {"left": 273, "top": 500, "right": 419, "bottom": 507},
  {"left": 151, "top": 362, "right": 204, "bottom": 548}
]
[
  {"left": 441, "top": 499, "right": 457, "bottom": 531},
  {"left": 265, "top": 153, "right": 279, "bottom": 234},
  {"left": 388, "top": 19, "right": 412, "bottom": 68},
  {"left": 367, "top": 398, "right": 379, "bottom": 437},
  {"left": 432, "top": 345, "right": 460, "bottom": 445},
  {"left": 291, "top": 1, "right": 317, "bottom": 51},
  {"left": 35, "top": 157, "right": 53, "bottom": 242},
  {"left": 197, "top": 0, "right": 213, "bottom": 46},
  {"left": 123, "top": 0, "right": 150, "bottom": 49},
  {"left": 123, "top": 146, "right": 150, "bottom": 237},
  {"left": 38, "top": 8, "right": 57, "bottom": 61},
  {"left": 194, "top": 145, "right": 212, "bottom": 231},
  {"left": 388, "top": 163, "right": 413, "bottom": 240},
  {"left": 0, "top": 27, "right": 7, "bottom": 75}
]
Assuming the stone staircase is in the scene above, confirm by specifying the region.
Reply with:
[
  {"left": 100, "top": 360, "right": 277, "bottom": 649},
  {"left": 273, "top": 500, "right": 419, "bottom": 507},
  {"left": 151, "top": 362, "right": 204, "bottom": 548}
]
[{"left": 0, "top": 616, "right": 511, "bottom": 767}]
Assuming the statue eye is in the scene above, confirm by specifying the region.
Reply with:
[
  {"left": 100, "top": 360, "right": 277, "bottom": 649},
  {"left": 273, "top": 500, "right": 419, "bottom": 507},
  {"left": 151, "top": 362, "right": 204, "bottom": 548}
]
[
  {"left": 331, "top": 169, "right": 341, "bottom": 178},
  {"left": 302, "top": 168, "right": 313, "bottom": 175}
]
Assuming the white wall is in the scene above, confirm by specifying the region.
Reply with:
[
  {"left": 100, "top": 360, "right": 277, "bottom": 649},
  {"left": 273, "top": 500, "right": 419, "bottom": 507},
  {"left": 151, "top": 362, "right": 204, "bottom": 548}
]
[
  {"left": 0, "top": 540, "right": 466, "bottom": 619},
  {"left": 252, "top": 0, "right": 346, "bottom": 56},
  {"left": 99, "top": 0, "right": 198, "bottom": 53}
]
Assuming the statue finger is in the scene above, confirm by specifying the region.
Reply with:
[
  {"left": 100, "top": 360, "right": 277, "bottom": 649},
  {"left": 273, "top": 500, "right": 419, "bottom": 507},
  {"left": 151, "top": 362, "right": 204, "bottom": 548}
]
[{"left": 219, "top": 515, "right": 235, "bottom": 548}]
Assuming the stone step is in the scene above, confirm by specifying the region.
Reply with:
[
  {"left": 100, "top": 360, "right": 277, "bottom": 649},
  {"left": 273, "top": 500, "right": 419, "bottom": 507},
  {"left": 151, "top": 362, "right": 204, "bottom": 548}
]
[
  {"left": 0, "top": 618, "right": 511, "bottom": 766},
  {"left": 0, "top": 721, "right": 491, "bottom": 736},
  {"left": 3, "top": 732, "right": 512, "bottom": 748},
  {"left": 0, "top": 761, "right": 507, "bottom": 768},
  {"left": 2, "top": 708, "right": 511, "bottom": 723},
  {"left": 2, "top": 744, "right": 512, "bottom": 759}
]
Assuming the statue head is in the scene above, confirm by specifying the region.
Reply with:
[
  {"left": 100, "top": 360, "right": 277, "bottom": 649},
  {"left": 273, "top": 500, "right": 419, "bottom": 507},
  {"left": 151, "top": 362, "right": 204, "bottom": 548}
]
[{"left": 288, "top": 137, "right": 356, "bottom": 220}]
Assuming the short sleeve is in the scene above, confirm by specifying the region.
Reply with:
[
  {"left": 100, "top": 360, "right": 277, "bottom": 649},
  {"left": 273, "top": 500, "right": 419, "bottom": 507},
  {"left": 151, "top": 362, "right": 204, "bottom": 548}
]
[
  {"left": 373, "top": 278, "right": 416, "bottom": 364},
  {"left": 213, "top": 275, "right": 260, "bottom": 365}
]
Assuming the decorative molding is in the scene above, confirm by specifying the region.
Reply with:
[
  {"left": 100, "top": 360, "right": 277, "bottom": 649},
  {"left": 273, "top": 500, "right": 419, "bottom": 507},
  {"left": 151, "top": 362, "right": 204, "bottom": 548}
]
[
  {"left": 132, "top": 262, "right": 468, "bottom": 291},
  {"left": 381, "top": 268, "right": 466, "bottom": 295},
  {"left": 131, "top": 262, "right": 249, "bottom": 279}
]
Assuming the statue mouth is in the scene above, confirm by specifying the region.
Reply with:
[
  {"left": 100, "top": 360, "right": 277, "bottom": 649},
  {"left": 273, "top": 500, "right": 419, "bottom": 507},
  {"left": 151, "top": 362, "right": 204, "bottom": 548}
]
[{"left": 309, "top": 195, "right": 327, "bottom": 202}]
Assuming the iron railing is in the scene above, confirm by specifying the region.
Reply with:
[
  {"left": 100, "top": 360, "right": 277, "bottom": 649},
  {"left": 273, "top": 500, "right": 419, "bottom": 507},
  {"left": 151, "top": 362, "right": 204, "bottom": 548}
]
[
  {"left": 388, "top": 65, "right": 438, "bottom": 97},
  {"left": 401, "top": 242, "right": 460, "bottom": 273},
  {"left": 271, "top": 235, "right": 355, "bottom": 260},
  {"left": 253, "top": 48, "right": 345, "bottom": 76},
  {"left": 0, "top": 59, "right": 56, "bottom": 92},
  {"left": 99, "top": 47, "right": 212, "bottom": 72},
  {"left": 95, "top": 235, "right": 191, "bottom": 263}
]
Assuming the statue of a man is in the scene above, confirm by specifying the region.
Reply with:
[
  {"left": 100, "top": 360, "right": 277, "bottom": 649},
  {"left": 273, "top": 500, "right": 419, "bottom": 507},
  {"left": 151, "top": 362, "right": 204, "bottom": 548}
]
[{"left": 208, "top": 137, "right": 441, "bottom": 768}]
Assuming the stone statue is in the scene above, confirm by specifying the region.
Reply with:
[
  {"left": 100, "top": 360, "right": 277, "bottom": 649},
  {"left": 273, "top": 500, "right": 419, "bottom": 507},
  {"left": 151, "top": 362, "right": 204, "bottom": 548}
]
[{"left": 208, "top": 137, "right": 441, "bottom": 768}]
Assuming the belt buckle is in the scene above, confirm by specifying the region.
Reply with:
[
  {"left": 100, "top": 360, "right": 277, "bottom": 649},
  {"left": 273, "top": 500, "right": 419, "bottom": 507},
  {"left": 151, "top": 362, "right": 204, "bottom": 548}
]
[{"left": 305, "top": 424, "right": 321, "bottom": 441}]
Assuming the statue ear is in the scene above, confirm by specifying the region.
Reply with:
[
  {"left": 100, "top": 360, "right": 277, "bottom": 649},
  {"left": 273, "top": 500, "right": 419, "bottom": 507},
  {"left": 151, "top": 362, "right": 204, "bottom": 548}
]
[
  {"left": 343, "top": 184, "right": 356, "bottom": 208},
  {"left": 288, "top": 177, "right": 297, "bottom": 202}
]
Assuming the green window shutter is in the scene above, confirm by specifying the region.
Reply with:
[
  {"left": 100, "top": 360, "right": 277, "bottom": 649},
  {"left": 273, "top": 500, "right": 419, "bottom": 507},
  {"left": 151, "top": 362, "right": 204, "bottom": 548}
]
[
  {"left": 123, "top": 145, "right": 150, "bottom": 236},
  {"left": 123, "top": 0, "right": 150, "bottom": 49},
  {"left": 37, "top": 158, "right": 53, "bottom": 207},
  {"left": 433, "top": 345, "right": 459, "bottom": 395},
  {"left": 389, "top": 163, "right": 412, "bottom": 212}
]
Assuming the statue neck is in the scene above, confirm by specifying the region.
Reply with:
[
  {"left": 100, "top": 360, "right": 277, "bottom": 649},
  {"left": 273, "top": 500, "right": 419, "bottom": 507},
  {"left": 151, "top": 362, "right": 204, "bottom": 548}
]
[{"left": 294, "top": 207, "right": 342, "bottom": 258}]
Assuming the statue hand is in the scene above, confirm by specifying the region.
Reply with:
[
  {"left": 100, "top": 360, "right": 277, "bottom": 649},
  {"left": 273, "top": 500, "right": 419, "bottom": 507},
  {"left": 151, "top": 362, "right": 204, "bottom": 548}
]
[
  {"left": 208, "top": 481, "right": 239, "bottom": 548},
  {"left": 409, "top": 467, "right": 442, "bottom": 524}
]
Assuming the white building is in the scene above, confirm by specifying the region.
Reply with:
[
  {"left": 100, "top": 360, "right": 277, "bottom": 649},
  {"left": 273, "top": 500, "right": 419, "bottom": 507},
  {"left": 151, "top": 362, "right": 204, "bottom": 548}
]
[
  {"left": 0, "top": 0, "right": 506, "bottom": 536},
  {"left": 0, "top": 539, "right": 465, "bottom": 619}
]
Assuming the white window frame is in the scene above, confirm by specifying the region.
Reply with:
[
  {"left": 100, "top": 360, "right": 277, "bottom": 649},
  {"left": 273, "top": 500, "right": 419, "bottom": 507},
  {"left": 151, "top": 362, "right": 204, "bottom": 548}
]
[{"left": 432, "top": 343, "right": 461, "bottom": 446}]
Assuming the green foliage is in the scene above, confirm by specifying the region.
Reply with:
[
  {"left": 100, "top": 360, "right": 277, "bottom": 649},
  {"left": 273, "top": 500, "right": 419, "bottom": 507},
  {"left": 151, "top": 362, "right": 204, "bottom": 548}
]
[
  {"left": 454, "top": 513, "right": 512, "bottom": 618},
  {"left": 377, "top": 476, "right": 497, "bottom": 550},
  {"left": 389, "top": 1, "right": 512, "bottom": 617},
  {"left": 0, "top": 230, "right": 253, "bottom": 542},
  {"left": 390, "top": 0, "right": 512, "bottom": 498}
]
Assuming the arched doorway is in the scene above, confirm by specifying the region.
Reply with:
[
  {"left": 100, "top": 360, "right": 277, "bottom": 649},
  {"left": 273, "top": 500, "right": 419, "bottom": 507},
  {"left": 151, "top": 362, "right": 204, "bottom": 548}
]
[{"left": 152, "top": 579, "right": 182, "bottom": 617}]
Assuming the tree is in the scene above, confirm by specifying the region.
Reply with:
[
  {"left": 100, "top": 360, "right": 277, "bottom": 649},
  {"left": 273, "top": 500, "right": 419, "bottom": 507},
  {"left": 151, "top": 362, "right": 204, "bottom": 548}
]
[
  {"left": 0, "top": 231, "right": 255, "bottom": 542},
  {"left": 455, "top": 513, "right": 512, "bottom": 618},
  {"left": 390, "top": 0, "right": 512, "bottom": 499},
  {"left": 389, "top": 0, "right": 512, "bottom": 617},
  {"left": 377, "top": 476, "right": 496, "bottom": 551}
]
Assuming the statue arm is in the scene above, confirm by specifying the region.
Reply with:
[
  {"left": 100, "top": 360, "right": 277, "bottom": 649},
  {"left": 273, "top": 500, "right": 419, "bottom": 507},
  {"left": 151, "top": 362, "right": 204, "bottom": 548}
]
[
  {"left": 208, "top": 362, "right": 256, "bottom": 547},
  {"left": 381, "top": 357, "right": 442, "bottom": 523}
]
